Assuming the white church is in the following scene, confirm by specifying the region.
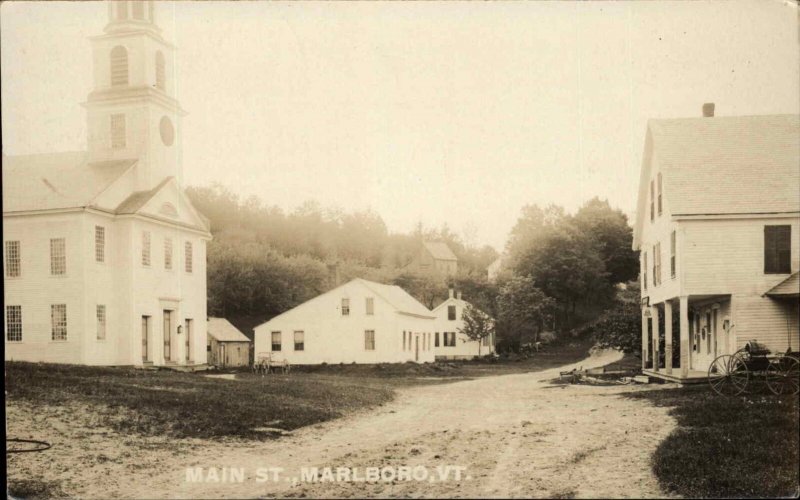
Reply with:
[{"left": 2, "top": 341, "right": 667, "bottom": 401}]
[{"left": 3, "top": 1, "right": 211, "bottom": 367}]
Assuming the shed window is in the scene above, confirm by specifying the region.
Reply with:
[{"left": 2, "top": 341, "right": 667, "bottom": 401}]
[
  {"left": 764, "top": 225, "right": 791, "bottom": 274},
  {"left": 50, "top": 238, "right": 66, "bottom": 275},
  {"left": 51, "top": 304, "right": 67, "bottom": 341},
  {"left": 110, "top": 46, "right": 129, "bottom": 86},
  {"left": 5, "top": 240, "right": 20, "bottom": 277},
  {"left": 6, "top": 305, "right": 22, "bottom": 342},
  {"left": 435, "top": 332, "right": 440, "bottom": 347},
  {"left": 448, "top": 305, "right": 456, "bottom": 321},
  {"left": 341, "top": 298, "right": 350, "bottom": 316},
  {"left": 364, "top": 330, "right": 375, "bottom": 350},
  {"left": 95, "top": 226, "right": 105, "bottom": 263},
  {"left": 271, "top": 331, "right": 281, "bottom": 351},
  {"left": 294, "top": 331, "right": 304, "bottom": 351}
]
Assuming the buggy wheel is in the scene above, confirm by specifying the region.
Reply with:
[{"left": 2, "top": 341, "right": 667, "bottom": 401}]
[
  {"left": 708, "top": 354, "right": 749, "bottom": 396},
  {"left": 767, "top": 357, "right": 799, "bottom": 396}
]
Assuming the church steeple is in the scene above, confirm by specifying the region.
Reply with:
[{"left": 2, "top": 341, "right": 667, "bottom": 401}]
[{"left": 85, "top": 0, "right": 185, "bottom": 190}]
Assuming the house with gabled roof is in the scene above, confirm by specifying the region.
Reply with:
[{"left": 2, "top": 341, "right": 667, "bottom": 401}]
[
  {"left": 432, "top": 290, "right": 495, "bottom": 360},
  {"left": 207, "top": 318, "right": 252, "bottom": 368},
  {"left": 633, "top": 107, "right": 799, "bottom": 381},
  {"left": 253, "top": 278, "right": 437, "bottom": 365},
  {"left": 3, "top": 2, "right": 211, "bottom": 367},
  {"left": 408, "top": 241, "right": 459, "bottom": 276}
]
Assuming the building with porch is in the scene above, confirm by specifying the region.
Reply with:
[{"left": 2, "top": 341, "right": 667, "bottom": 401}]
[{"left": 633, "top": 108, "right": 799, "bottom": 382}]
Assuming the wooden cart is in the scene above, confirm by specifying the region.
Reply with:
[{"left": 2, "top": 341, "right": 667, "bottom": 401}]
[{"left": 708, "top": 341, "right": 799, "bottom": 396}]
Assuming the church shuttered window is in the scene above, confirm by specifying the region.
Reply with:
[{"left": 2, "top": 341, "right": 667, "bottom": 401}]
[
  {"left": 184, "top": 241, "right": 193, "bottom": 273},
  {"left": 131, "top": 1, "right": 144, "bottom": 20},
  {"left": 110, "top": 46, "right": 129, "bottom": 87},
  {"left": 156, "top": 51, "right": 166, "bottom": 90},
  {"left": 764, "top": 225, "right": 791, "bottom": 274},
  {"left": 95, "top": 226, "right": 105, "bottom": 263},
  {"left": 5, "top": 240, "right": 20, "bottom": 277},
  {"left": 164, "top": 238, "right": 173, "bottom": 270},
  {"left": 111, "top": 114, "right": 126, "bottom": 149},
  {"left": 142, "top": 231, "right": 151, "bottom": 266}
]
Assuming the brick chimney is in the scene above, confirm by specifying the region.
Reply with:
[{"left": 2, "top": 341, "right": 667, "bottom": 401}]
[
  {"left": 702, "top": 102, "right": 715, "bottom": 117},
  {"left": 449, "top": 288, "right": 454, "bottom": 299},
  {"left": 457, "top": 291, "right": 462, "bottom": 301}
]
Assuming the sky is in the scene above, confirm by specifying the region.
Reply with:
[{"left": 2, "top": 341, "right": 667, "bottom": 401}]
[{"left": 2, "top": 0, "right": 799, "bottom": 251}]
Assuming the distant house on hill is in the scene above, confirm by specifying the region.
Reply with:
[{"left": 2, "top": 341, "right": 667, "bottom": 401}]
[
  {"left": 253, "top": 278, "right": 437, "bottom": 365},
  {"left": 408, "top": 241, "right": 458, "bottom": 276},
  {"left": 487, "top": 254, "right": 508, "bottom": 283},
  {"left": 207, "top": 318, "right": 251, "bottom": 368},
  {"left": 432, "top": 290, "right": 495, "bottom": 360},
  {"left": 633, "top": 108, "right": 799, "bottom": 382}
]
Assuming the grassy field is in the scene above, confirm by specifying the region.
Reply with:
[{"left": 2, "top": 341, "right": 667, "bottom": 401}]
[
  {"left": 627, "top": 385, "right": 800, "bottom": 498},
  {"left": 5, "top": 334, "right": 594, "bottom": 442}
]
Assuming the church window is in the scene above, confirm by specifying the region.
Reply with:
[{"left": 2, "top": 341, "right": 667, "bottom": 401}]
[
  {"left": 97, "top": 305, "right": 107, "bottom": 340},
  {"left": 51, "top": 304, "right": 67, "bottom": 341},
  {"left": 5, "top": 240, "right": 20, "bottom": 277},
  {"left": 6, "top": 306, "right": 22, "bottom": 342},
  {"left": 156, "top": 51, "right": 166, "bottom": 90},
  {"left": 111, "top": 114, "right": 126, "bottom": 149},
  {"left": 95, "top": 226, "right": 105, "bottom": 263},
  {"left": 142, "top": 231, "right": 151, "bottom": 266},
  {"left": 110, "top": 46, "right": 129, "bottom": 86},
  {"left": 164, "top": 237, "right": 173, "bottom": 270},
  {"left": 116, "top": 1, "right": 129, "bottom": 20},
  {"left": 50, "top": 238, "right": 66, "bottom": 275},
  {"left": 132, "top": 1, "right": 144, "bottom": 19},
  {"left": 184, "top": 241, "right": 193, "bottom": 273}
]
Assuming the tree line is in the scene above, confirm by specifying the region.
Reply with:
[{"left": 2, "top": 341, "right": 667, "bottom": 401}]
[{"left": 189, "top": 184, "right": 639, "bottom": 350}]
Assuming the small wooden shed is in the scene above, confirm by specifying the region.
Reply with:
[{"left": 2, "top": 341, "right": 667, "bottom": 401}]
[{"left": 207, "top": 318, "right": 251, "bottom": 368}]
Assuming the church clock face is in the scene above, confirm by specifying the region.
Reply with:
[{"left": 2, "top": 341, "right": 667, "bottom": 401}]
[{"left": 159, "top": 116, "right": 174, "bottom": 146}]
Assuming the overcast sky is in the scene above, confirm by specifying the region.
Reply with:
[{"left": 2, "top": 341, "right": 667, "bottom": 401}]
[{"left": 2, "top": 0, "right": 798, "bottom": 250}]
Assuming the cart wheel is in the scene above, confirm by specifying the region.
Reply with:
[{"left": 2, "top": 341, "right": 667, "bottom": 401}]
[
  {"left": 767, "top": 357, "right": 799, "bottom": 396},
  {"left": 708, "top": 354, "right": 749, "bottom": 396}
]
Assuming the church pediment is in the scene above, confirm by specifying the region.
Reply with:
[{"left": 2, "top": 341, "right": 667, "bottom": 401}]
[{"left": 115, "top": 177, "right": 210, "bottom": 233}]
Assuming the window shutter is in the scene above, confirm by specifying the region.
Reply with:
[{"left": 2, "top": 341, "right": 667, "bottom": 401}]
[
  {"left": 764, "top": 226, "right": 778, "bottom": 273},
  {"left": 777, "top": 225, "right": 791, "bottom": 273}
]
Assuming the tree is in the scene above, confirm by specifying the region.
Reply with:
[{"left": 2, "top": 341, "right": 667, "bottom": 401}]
[
  {"left": 497, "top": 276, "right": 556, "bottom": 348},
  {"left": 457, "top": 304, "right": 495, "bottom": 356},
  {"left": 572, "top": 197, "right": 639, "bottom": 284}
]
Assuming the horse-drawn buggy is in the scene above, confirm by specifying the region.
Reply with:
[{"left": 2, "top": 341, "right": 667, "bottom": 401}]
[
  {"left": 252, "top": 352, "right": 291, "bottom": 376},
  {"left": 708, "top": 340, "right": 799, "bottom": 396}
]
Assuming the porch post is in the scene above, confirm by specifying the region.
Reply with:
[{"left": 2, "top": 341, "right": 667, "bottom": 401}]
[
  {"left": 664, "top": 301, "right": 673, "bottom": 375},
  {"left": 651, "top": 305, "right": 660, "bottom": 372},
  {"left": 679, "top": 296, "right": 690, "bottom": 378},
  {"left": 641, "top": 308, "right": 648, "bottom": 370}
]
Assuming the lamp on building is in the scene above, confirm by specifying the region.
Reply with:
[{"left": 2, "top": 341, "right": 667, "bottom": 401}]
[{"left": 177, "top": 325, "right": 183, "bottom": 335}]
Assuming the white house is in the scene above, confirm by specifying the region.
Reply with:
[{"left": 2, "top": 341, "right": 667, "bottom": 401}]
[
  {"left": 432, "top": 290, "right": 495, "bottom": 360},
  {"left": 633, "top": 107, "right": 799, "bottom": 381},
  {"left": 253, "top": 278, "right": 437, "bottom": 365},
  {"left": 3, "top": 1, "right": 211, "bottom": 367}
]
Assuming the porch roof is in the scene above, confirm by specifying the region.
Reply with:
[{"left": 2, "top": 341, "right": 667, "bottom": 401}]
[{"left": 764, "top": 272, "right": 800, "bottom": 298}]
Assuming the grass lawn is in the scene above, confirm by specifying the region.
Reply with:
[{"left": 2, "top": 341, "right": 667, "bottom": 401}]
[
  {"left": 5, "top": 333, "right": 595, "bottom": 442},
  {"left": 627, "top": 385, "right": 800, "bottom": 498}
]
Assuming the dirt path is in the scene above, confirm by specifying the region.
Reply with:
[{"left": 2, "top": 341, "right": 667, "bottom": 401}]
[{"left": 8, "top": 350, "right": 679, "bottom": 498}]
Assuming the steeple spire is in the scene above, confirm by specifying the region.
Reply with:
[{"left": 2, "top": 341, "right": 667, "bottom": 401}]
[{"left": 105, "top": 1, "right": 160, "bottom": 36}]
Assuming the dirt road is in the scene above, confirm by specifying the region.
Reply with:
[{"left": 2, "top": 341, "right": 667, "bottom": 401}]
[{"left": 8, "top": 350, "right": 678, "bottom": 498}]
